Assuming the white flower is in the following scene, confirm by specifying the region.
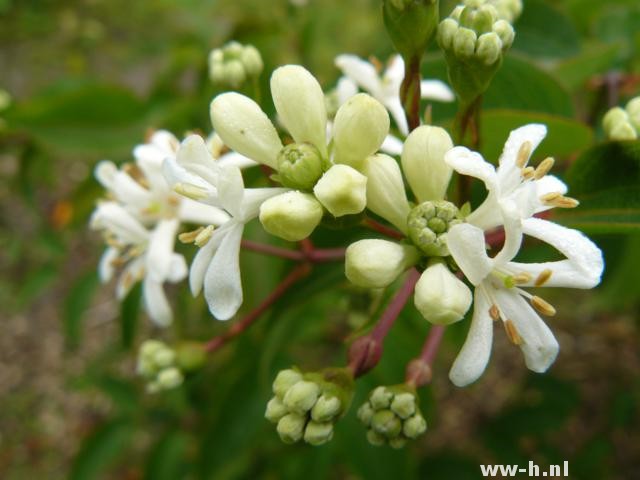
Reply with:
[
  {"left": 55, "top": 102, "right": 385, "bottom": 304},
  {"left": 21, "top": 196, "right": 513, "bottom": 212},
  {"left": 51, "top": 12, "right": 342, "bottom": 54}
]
[
  {"left": 164, "top": 134, "right": 286, "bottom": 320},
  {"left": 335, "top": 54, "right": 455, "bottom": 136}
]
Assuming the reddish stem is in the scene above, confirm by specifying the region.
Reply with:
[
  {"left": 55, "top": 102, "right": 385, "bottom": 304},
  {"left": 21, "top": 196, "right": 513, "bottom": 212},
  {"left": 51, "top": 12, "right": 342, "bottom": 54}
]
[
  {"left": 307, "top": 247, "right": 346, "bottom": 262},
  {"left": 363, "top": 218, "right": 404, "bottom": 240},
  {"left": 204, "top": 263, "right": 311, "bottom": 353},
  {"left": 405, "top": 325, "right": 445, "bottom": 388},
  {"left": 241, "top": 239, "right": 304, "bottom": 261}
]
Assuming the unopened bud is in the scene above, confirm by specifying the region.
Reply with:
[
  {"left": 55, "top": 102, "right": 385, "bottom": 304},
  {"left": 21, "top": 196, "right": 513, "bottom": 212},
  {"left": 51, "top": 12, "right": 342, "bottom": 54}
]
[
  {"left": 603, "top": 106, "right": 637, "bottom": 141},
  {"left": 627, "top": 97, "right": 640, "bottom": 131},
  {"left": 366, "top": 429, "right": 386, "bottom": 446},
  {"left": 283, "top": 380, "right": 320, "bottom": 414},
  {"left": 276, "top": 143, "right": 325, "bottom": 190},
  {"left": 407, "top": 200, "right": 461, "bottom": 256},
  {"left": 313, "top": 164, "right": 367, "bottom": 217},
  {"left": 414, "top": 261, "right": 472, "bottom": 324},
  {"left": 157, "top": 367, "right": 184, "bottom": 390},
  {"left": 241, "top": 45, "right": 263, "bottom": 76},
  {"left": 486, "top": 0, "right": 523, "bottom": 23},
  {"left": 389, "top": 437, "right": 407, "bottom": 449},
  {"left": 493, "top": 19, "right": 515, "bottom": 49},
  {"left": 265, "top": 397, "right": 288, "bottom": 423},
  {"left": 345, "top": 239, "right": 420, "bottom": 289},
  {"left": 224, "top": 60, "right": 246, "bottom": 88},
  {"left": 371, "top": 410, "right": 402, "bottom": 437},
  {"left": 273, "top": 368, "right": 303, "bottom": 398},
  {"left": 369, "top": 386, "right": 393, "bottom": 410},
  {"left": 357, "top": 402, "right": 375, "bottom": 425},
  {"left": 383, "top": 0, "right": 439, "bottom": 60},
  {"left": 348, "top": 336, "right": 382, "bottom": 377},
  {"left": 304, "top": 421, "right": 334, "bottom": 446},
  {"left": 453, "top": 27, "right": 477, "bottom": 58},
  {"left": 259, "top": 191, "right": 324, "bottom": 242},
  {"left": 390, "top": 392, "right": 416, "bottom": 419},
  {"left": 311, "top": 395, "right": 342, "bottom": 422},
  {"left": 403, "top": 414, "right": 427, "bottom": 439},
  {"left": 175, "top": 341, "right": 207, "bottom": 372},
  {"left": 476, "top": 32, "right": 502, "bottom": 65},
  {"left": 277, "top": 413, "right": 306, "bottom": 444},
  {"left": 153, "top": 347, "right": 175, "bottom": 368}
]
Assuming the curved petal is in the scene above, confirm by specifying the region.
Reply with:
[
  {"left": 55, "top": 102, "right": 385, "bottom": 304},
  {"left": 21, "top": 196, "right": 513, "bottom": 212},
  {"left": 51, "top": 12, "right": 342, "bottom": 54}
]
[
  {"left": 445, "top": 147, "right": 497, "bottom": 189},
  {"left": 203, "top": 223, "right": 244, "bottom": 320},
  {"left": 112, "top": 170, "right": 153, "bottom": 207},
  {"left": 217, "top": 151, "right": 258, "bottom": 170},
  {"left": 177, "top": 198, "right": 230, "bottom": 226},
  {"left": 210, "top": 92, "right": 283, "bottom": 168},
  {"left": 465, "top": 192, "right": 502, "bottom": 231},
  {"left": 497, "top": 124, "right": 547, "bottom": 193},
  {"left": 447, "top": 223, "right": 493, "bottom": 285},
  {"left": 98, "top": 247, "right": 119, "bottom": 283},
  {"left": 188, "top": 224, "right": 229, "bottom": 296},
  {"left": 335, "top": 54, "right": 382, "bottom": 98},
  {"left": 420, "top": 80, "right": 455, "bottom": 102},
  {"left": 386, "top": 96, "right": 409, "bottom": 136},
  {"left": 494, "top": 288, "right": 559, "bottom": 373},
  {"left": 95, "top": 160, "right": 117, "bottom": 189},
  {"left": 116, "top": 256, "right": 145, "bottom": 300},
  {"left": 449, "top": 288, "right": 494, "bottom": 387},
  {"left": 241, "top": 187, "right": 289, "bottom": 220},
  {"left": 91, "top": 202, "right": 148, "bottom": 244},
  {"left": 146, "top": 219, "right": 179, "bottom": 282},
  {"left": 143, "top": 277, "right": 172, "bottom": 327},
  {"left": 162, "top": 155, "right": 213, "bottom": 191},
  {"left": 382, "top": 55, "right": 404, "bottom": 89},
  {"left": 271, "top": 65, "right": 328, "bottom": 156},
  {"left": 217, "top": 166, "right": 245, "bottom": 218},
  {"left": 176, "top": 135, "right": 221, "bottom": 187},
  {"left": 492, "top": 199, "right": 523, "bottom": 267},
  {"left": 167, "top": 253, "right": 188, "bottom": 283},
  {"left": 380, "top": 134, "right": 404, "bottom": 156},
  {"left": 335, "top": 77, "right": 358, "bottom": 105}
]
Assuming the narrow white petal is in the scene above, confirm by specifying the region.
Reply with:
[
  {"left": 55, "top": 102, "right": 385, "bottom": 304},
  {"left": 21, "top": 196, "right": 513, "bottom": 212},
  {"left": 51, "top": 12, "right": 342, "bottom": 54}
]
[
  {"left": 493, "top": 199, "right": 523, "bottom": 266},
  {"left": 162, "top": 155, "right": 212, "bottom": 191},
  {"left": 148, "top": 130, "right": 179, "bottom": 154},
  {"left": 335, "top": 54, "right": 383, "bottom": 98},
  {"left": 91, "top": 202, "right": 149, "bottom": 244},
  {"left": 210, "top": 92, "right": 283, "bottom": 168},
  {"left": 386, "top": 96, "right": 409, "bottom": 136},
  {"left": 494, "top": 289, "right": 559, "bottom": 373},
  {"left": 143, "top": 277, "right": 173, "bottom": 327},
  {"left": 420, "top": 80, "right": 455, "bottom": 102},
  {"left": 204, "top": 223, "right": 244, "bottom": 320},
  {"left": 380, "top": 134, "right": 404, "bottom": 156},
  {"left": 188, "top": 223, "right": 230, "bottom": 296},
  {"left": 447, "top": 223, "right": 493, "bottom": 285},
  {"left": 146, "top": 219, "right": 179, "bottom": 282},
  {"left": 217, "top": 152, "right": 258, "bottom": 170},
  {"left": 95, "top": 161, "right": 117, "bottom": 189},
  {"left": 177, "top": 198, "right": 230, "bottom": 226},
  {"left": 335, "top": 77, "right": 358, "bottom": 105},
  {"left": 112, "top": 170, "right": 153, "bottom": 207},
  {"left": 382, "top": 55, "right": 405, "bottom": 88},
  {"left": 445, "top": 147, "right": 497, "bottom": 189},
  {"left": 116, "top": 256, "right": 145, "bottom": 300},
  {"left": 217, "top": 166, "right": 245, "bottom": 218},
  {"left": 167, "top": 253, "right": 188, "bottom": 283},
  {"left": 465, "top": 193, "right": 502, "bottom": 231},
  {"left": 271, "top": 65, "right": 328, "bottom": 155},
  {"left": 176, "top": 135, "right": 221, "bottom": 186},
  {"left": 497, "top": 124, "right": 547, "bottom": 192},
  {"left": 98, "top": 247, "right": 119, "bottom": 283},
  {"left": 241, "top": 187, "right": 290, "bottom": 220},
  {"left": 449, "top": 288, "right": 494, "bottom": 387}
]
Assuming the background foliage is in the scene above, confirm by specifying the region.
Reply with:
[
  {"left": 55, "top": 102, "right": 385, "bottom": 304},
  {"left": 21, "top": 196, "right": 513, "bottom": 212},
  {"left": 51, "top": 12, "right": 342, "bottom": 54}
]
[{"left": 1, "top": 0, "right": 639, "bottom": 478}]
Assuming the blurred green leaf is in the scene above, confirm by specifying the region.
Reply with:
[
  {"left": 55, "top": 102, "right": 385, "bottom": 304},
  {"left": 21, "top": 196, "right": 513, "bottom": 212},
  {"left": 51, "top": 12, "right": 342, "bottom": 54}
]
[
  {"left": 553, "top": 42, "right": 622, "bottom": 90},
  {"left": 144, "top": 432, "right": 190, "bottom": 480},
  {"left": 70, "top": 419, "right": 135, "bottom": 480},
  {"left": 64, "top": 271, "right": 100, "bottom": 349},
  {"left": 121, "top": 282, "right": 142, "bottom": 349}
]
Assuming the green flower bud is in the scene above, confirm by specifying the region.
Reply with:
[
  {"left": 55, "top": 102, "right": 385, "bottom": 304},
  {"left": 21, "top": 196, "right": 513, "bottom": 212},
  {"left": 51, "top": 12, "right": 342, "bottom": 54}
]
[
  {"left": 438, "top": 18, "right": 458, "bottom": 50},
  {"left": 476, "top": 32, "right": 502, "bottom": 65},
  {"left": 369, "top": 386, "right": 393, "bottom": 410},
  {"left": 345, "top": 239, "right": 420, "bottom": 289},
  {"left": 0, "top": 89, "right": 11, "bottom": 112},
  {"left": 390, "top": 392, "right": 416, "bottom": 419},
  {"left": 136, "top": 357, "right": 155, "bottom": 377},
  {"left": 371, "top": 410, "right": 402, "bottom": 438},
  {"left": 389, "top": 437, "right": 407, "bottom": 449},
  {"left": 153, "top": 347, "right": 176, "bottom": 369},
  {"left": 175, "top": 341, "right": 207, "bottom": 372},
  {"left": 414, "top": 260, "right": 472, "bottom": 324},
  {"left": 240, "top": 45, "right": 263, "bottom": 77},
  {"left": 357, "top": 402, "right": 375, "bottom": 426},
  {"left": 407, "top": 200, "right": 460, "bottom": 256},
  {"left": 208, "top": 41, "right": 263, "bottom": 88},
  {"left": 485, "top": 0, "right": 523, "bottom": 23},
  {"left": 382, "top": 0, "right": 439, "bottom": 61},
  {"left": 403, "top": 413, "right": 428, "bottom": 439},
  {"left": 157, "top": 367, "right": 184, "bottom": 390},
  {"left": 277, "top": 413, "right": 306, "bottom": 444},
  {"left": 283, "top": 380, "right": 320, "bottom": 414},
  {"left": 304, "top": 421, "right": 334, "bottom": 446},
  {"left": 453, "top": 27, "right": 477, "bottom": 58},
  {"left": 259, "top": 191, "right": 324, "bottom": 242},
  {"left": 311, "top": 395, "right": 342, "bottom": 422},
  {"left": 224, "top": 60, "right": 246, "bottom": 88},
  {"left": 140, "top": 339, "right": 164, "bottom": 360},
  {"left": 273, "top": 368, "right": 303, "bottom": 399},
  {"left": 366, "top": 429, "right": 386, "bottom": 446},
  {"left": 603, "top": 106, "right": 637, "bottom": 141},
  {"left": 276, "top": 143, "right": 325, "bottom": 190},
  {"left": 265, "top": 397, "right": 288, "bottom": 423},
  {"left": 626, "top": 96, "right": 640, "bottom": 131},
  {"left": 313, "top": 164, "right": 367, "bottom": 217},
  {"left": 493, "top": 19, "right": 515, "bottom": 49}
]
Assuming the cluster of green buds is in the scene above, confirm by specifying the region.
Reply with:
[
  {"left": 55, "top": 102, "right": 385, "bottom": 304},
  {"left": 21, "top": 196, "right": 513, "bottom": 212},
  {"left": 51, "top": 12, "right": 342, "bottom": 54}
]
[
  {"left": 603, "top": 96, "right": 640, "bottom": 141},
  {"left": 437, "top": 0, "right": 515, "bottom": 105},
  {"left": 265, "top": 367, "right": 354, "bottom": 445},
  {"left": 208, "top": 41, "right": 264, "bottom": 88},
  {"left": 136, "top": 340, "right": 184, "bottom": 393},
  {"left": 407, "top": 200, "right": 462, "bottom": 257},
  {"left": 357, "top": 385, "right": 427, "bottom": 448},
  {"left": 484, "top": 0, "right": 522, "bottom": 23}
]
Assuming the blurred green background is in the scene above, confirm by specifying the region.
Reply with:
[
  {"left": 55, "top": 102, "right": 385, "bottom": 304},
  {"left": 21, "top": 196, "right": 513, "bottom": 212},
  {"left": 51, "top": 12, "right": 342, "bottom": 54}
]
[{"left": 1, "top": 0, "right": 640, "bottom": 478}]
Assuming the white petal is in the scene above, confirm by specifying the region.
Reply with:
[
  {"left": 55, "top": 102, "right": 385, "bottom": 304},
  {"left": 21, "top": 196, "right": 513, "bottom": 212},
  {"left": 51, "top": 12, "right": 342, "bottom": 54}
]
[
  {"left": 380, "top": 134, "right": 404, "bottom": 156},
  {"left": 189, "top": 225, "right": 227, "bottom": 296},
  {"left": 95, "top": 160, "right": 117, "bottom": 189},
  {"left": 217, "top": 151, "right": 258, "bottom": 170},
  {"left": 143, "top": 277, "right": 173, "bottom": 327},
  {"left": 465, "top": 192, "right": 502, "bottom": 231},
  {"left": 204, "top": 223, "right": 244, "bottom": 320},
  {"left": 420, "top": 80, "right": 455, "bottom": 102},
  {"left": 210, "top": 92, "right": 283, "bottom": 168},
  {"left": 445, "top": 146, "right": 497, "bottom": 188},
  {"left": 241, "top": 187, "right": 290, "bottom": 220},
  {"left": 217, "top": 166, "right": 245, "bottom": 218},
  {"left": 386, "top": 96, "right": 409, "bottom": 136},
  {"left": 111, "top": 170, "right": 153, "bottom": 207},
  {"left": 167, "top": 253, "right": 188, "bottom": 283},
  {"left": 177, "top": 198, "right": 230, "bottom": 226},
  {"left": 176, "top": 135, "right": 221, "bottom": 187},
  {"left": 162, "top": 155, "right": 213, "bottom": 191},
  {"left": 116, "top": 256, "right": 145, "bottom": 300},
  {"left": 91, "top": 202, "right": 148, "bottom": 244},
  {"left": 494, "top": 289, "right": 559, "bottom": 373},
  {"left": 335, "top": 54, "right": 383, "bottom": 98},
  {"left": 492, "top": 199, "right": 523, "bottom": 266},
  {"left": 362, "top": 154, "right": 410, "bottom": 232},
  {"left": 98, "top": 247, "right": 119, "bottom": 283},
  {"left": 497, "top": 124, "right": 547, "bottom": 193},
  {"left": 382, "top": 55, "right": 405, "bottom": 88},
  {"left": 447, "top": 223, "right": 493, "bottom": 285},
  {"left": 146, "top": 219, "right": 179, "bottom": 282},
  {"left": 271, "top": 65, "right": 328, "bottom": 156},
  {"left": 449, "top": 288, "right": 494, "bottom": 387},
  {"left": 335, "top": 77, "right": 358, "bottom": 105},
  {"left": 148, "top": 130, "right": 179, "bottom": 154}
]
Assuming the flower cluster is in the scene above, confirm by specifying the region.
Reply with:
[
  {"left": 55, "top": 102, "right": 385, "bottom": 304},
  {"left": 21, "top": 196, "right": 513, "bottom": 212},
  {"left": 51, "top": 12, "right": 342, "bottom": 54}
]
[
  {"left": 209, "top": 41, "right": 264, "bottom": 89},
  {"left": 136, "top": 340, "right": 184, "bottom": 393},
  {"left": 603, "top": 96, "right": 640, "bottom": 141}
]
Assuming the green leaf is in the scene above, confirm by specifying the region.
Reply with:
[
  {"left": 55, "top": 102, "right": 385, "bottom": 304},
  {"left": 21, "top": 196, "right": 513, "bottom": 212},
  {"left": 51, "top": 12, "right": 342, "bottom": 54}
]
[
  {"left": 476, "top": 109, "right": 593, "bottom": 162},
  {"left": 121, "top": 282, "right": 142, "bottom": 349},
  {"left": 70, "top": 419, "right": 135, "bottom": 480},
  {"left": 552, "top": 42, "right": 622, "bottom": 90},
  {"left": 144, "top": 432, "right": 190, "bottom": 480},
  {"left": 63, "top": 271, "right": 100, "bottom": 349}
]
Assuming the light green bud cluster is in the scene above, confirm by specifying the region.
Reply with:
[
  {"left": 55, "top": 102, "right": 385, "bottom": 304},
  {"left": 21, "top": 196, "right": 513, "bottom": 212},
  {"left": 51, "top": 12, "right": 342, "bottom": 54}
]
[
  {"left": 603, "top": 97, "right": 640, "bottom": 141},
  {"left": 357, "top": 385, "right": 427, "bottom": 448},
  {"left": 407, "top": 200, "right": 461, "bottom": 257},
  {"left": 482, "top": 0, "right": 523, "bottom": 23},
  {"left": 136, "top": 340, "right": 184, "bottom": 393},
  {"left": 265, "top": 367, "right": 354, "bottom": 446},
  {"left": 438, "top": 0, "right": 515, "bottom": 104},
  {"left": 209, "top": 41, "right": 264, "bottom": 88}
]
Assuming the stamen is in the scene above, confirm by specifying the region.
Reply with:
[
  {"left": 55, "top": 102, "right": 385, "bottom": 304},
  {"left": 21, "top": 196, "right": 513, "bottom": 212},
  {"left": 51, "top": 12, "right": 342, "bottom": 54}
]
[
  {"left": 513, "top": 272, "right": 532, "bottom": 284},
  {"left": 516, "top": 141, "right": 532, "bottom": 168},
  {"left": 544, "top": 195, "right": 580, "bottom": 209},
  {"left": 531, "top": 295, "right": 556, "bottom": 316},
  {"left": 504, "top": 320, "right": 524, "bottom": 345},
  {"left": 195, "top": 225, "right": 215, "bottom": 247},
  {"left": 521, "top": 166, "right": 535, "bottom": 180},
  {"left": 174, "top": 183, "right": 208, "bottom": 200},
  {"left": 534, "top": 157, "right": 555, "bottom": 180},
  {"left": 534, "top": 269, "right": 553, "bottom": 287},
  {"left": 178, "top": 227, "right": 205, "bottom": 244},
  {"left": 540, "top": 192, "right": 561, "bottom": 203},
  {"left": 489, "top": 304, "right": 500, "bottom": 321},
  {"left": 369, "top": 55, "right": 383, "bottom": 73}
]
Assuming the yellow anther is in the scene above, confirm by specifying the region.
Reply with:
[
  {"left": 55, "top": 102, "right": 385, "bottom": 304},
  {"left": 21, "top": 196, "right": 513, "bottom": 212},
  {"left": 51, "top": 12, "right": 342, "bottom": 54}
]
[
  {"left": 178, "top": 227, "right": 205, "bottom": 244},
  {"left": 489, "top": 304, "right": 501, "bottom": 321},
  {"left": 174, "top": 183, "right": 208, "bottom": 200},
  {"left": 521, "top": 166, "right": 535, "bottom": 180},
  {"left": 556, "top": 196, "right": 580, "bottom": 208},
  {"left": 513, "top": 272, "right": 533, "bottom": 284},
  {"left": 534, "top": 269, "right": 553, "bottom": 287},
  {"left": 504, "top": 320, "right": 524, "bottom": 346},
  {"left": 531, "top": 295, "right": 557, "bottom": 316},
  {"left": 516, "top": 141, "right": 532, "bottom": 168},
  {"left": 534, "top": 157, "right": 555, "bottom": 180},
  {"left": 540, "top": 192, "right": 562, "bottom": 203},
  {"left": 369, "top": 55, "right": 383, "bottom": 73},
  {"left": 195, "top": 225, "right": 215, "bottom": 247}
]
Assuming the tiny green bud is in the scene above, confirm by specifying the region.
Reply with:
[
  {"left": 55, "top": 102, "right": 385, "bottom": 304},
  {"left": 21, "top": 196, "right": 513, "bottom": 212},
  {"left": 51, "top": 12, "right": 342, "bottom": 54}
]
[
  {"left": 313, "top": 164, "right": 367, "bottom": 217},
  {"left": 627, "top": 97, "right": 640, "bottom": 131},
  {"left": 153, "top": 347, "right": 176, "bottom": 369},
  {"left": 603, "top": 107, "right": 628, "bottom": 132},
  {"left": 403, "top": 413, "right": 428, "bottom": 439},
  {"left": 493, "top": 19, "right": 515, "bottom": 49},
  {"left": 311, "top": 395, "right": 342, "bottom": 422},
  {"left": 283, "top": 380, "right": 320, "bottom": 414},
  {"left": 453, "top": 27, "right": 477, "bottom": 58},
  {"left": 345, "top": 239, "right": 420, "bottom": 289},
  {"left": 157, "top": 367, "right": 184, "bottom": 390},
  {"left": 371, "top": 410, "right": 402, "bottom": 438},
  {"left": 276, "top": 143, "right": 325, "bottom": 190},
  {"left": 304, "top": 421, "right": 334, "bottom": 446},
  {"left": 486, "top": 0, "right": 523, "bottom": 23},
  {"left": 273, "top": 369, "right": 303, "bottom": 398},
  {"left": 383, "top": 0, "right": 439, "bottom": 60},
  {"left": 357, "top": 402, "right": 375, "bottom": 426},
  {"left": 175, "top": 341, "right": 207, "bottom": 372},
  {"left": 603, "top": 107, "right": 637, "bottom": 141},
  {"left": 140, "top": 339, "right": 164, "bottom": 360},
  {"left": 366, "top": 429, "right": 386, "bottom": 446},
  {"left": 476, "top": 32, "right": 502, "bottom": 65},
  {"left": 369, "top": 386, "right": 393, "bottom": 410},
  {"left": 390, "top": 392, "right": 416, "bottom": 419},
  {"left": 277, "top": 413, "right": 306, "bottom": 444},
  {"left": 240, "top": 45, "right": 263, "bottom": 77},
  {"left": 438, "top": 18, "right": 458, "bottom": 50},
  {"left": 136, "top": 357, "right": 155, "bottom": 377},
  {"left": 265, "top": 396, "right": 288, "bottom": 423},
  {"left": 414, "top": 260, "right": 472, "bottom": 325},
  {"left": 259, "top": 191, "right": 324, "bottom": 242},
  {"left": 407, "top": 201, "right": 461, "bottom": 256},
  {"left": 224, "top": 60, "right": 246, "bottom": 88},
  {"left": 389, "top": 436, "right": 407, "bottom": 449}
]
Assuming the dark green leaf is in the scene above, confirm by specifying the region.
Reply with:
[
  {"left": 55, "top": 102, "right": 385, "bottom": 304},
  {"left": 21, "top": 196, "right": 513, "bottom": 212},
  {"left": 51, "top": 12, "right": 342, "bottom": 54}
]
[
  {"left": 144, "top": 432, "right": 190, "bottom": 480},
  {"left": 121, "top": 282, "right": 142, "bottom": 349},
  {"left": 63, "top": 271, "right": 100, "bottom": 349}
]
